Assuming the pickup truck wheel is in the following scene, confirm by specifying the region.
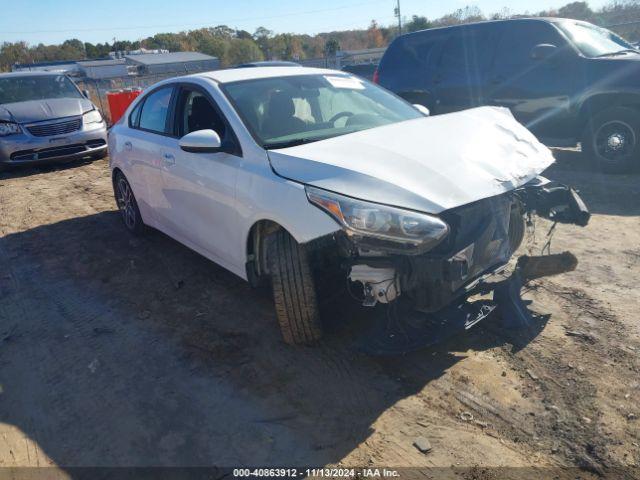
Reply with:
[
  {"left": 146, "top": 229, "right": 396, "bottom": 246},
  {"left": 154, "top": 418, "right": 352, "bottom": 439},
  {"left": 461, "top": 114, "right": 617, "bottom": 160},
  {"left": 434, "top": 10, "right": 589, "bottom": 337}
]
[
  {"left": 113, "top": 172, "right": 146, "bottom": 235},
  {"left": 583, "top": 107, "right": 639, "bottom": 173},
  {"left": 267, "top": 230, "right": 323, "bottom": 345}
]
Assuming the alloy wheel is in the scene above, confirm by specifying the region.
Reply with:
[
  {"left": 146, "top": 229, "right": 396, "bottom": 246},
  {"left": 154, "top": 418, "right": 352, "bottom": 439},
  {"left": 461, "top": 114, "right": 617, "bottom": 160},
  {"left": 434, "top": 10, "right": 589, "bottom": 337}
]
[{"left": 116, "top": 177, "right": 137, "bottom": 230}]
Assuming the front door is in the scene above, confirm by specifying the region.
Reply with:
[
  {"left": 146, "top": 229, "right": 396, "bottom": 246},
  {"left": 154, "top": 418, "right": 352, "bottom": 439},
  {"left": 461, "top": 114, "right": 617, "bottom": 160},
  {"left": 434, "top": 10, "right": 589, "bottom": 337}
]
[
  {"left": 486, "top": 21, "right": 577, "bottom": 138},
  {"left": 159, "top": 85, "right": 242, "bottom": 269}
]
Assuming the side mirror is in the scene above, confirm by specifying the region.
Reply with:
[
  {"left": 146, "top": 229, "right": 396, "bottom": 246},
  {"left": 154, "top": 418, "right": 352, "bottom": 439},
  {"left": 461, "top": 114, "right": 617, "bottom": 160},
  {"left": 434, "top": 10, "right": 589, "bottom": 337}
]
[
  {"left": 179, "top": 129, "right": 222, "bottom": 153},
  {"left": 413, "top": 104, "right": 430, "bottom": 116},
  {"left": 531, "top": 43, "right": 558, "bottom": 61},
  {"left": 82, "top": 89, "right": 91, "bottom": 99}
]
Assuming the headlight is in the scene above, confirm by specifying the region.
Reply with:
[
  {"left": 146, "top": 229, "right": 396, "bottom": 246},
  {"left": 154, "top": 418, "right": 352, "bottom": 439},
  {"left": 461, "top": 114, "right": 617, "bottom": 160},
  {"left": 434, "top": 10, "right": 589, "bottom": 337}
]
[
  {"left": 306, "top": 185, "right": 449, "bottom": 253},
  {"left": 0, "top": 122, "right": 21, "bottom": 137},
  {"left": 83, "top": 109, "right": 103, "bottom": 125}
]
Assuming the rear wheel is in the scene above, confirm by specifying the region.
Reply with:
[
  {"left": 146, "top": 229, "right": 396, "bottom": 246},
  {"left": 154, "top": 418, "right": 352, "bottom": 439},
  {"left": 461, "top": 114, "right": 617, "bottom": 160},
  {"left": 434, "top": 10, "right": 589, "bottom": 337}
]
[
  {"left": 267, "top": 229, "right": 323, "bottom": 345},
  {"left": 113, "top": 172, "right": 146, "bottom": 235},
  {"left": 582, "top": 107, "right": 640, "bottom": 173}
]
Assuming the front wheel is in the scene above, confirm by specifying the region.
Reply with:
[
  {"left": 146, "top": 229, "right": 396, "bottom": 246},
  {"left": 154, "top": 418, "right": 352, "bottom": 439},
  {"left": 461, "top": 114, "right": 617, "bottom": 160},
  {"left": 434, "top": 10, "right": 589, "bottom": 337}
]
[
  {"left": 582, "top": 107, "right": 640, "bottom": 173},
  {"left": 113, "top": 172, "right": 146, "bottom": 235},
  {"left": 267, "top": 229, "right": 323, "bottom": 345}
]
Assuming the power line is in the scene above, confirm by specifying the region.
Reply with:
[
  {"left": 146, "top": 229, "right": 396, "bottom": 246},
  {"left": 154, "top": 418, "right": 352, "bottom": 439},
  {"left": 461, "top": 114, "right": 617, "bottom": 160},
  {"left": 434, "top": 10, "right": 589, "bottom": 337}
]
[{"left": 2, "top": 0, "right": 389, "bottom": 35}]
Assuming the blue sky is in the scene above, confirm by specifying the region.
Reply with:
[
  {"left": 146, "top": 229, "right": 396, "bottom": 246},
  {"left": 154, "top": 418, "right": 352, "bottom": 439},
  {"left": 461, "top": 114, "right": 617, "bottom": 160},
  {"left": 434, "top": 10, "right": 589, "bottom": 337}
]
[{"left": 1, "top": 0, "right": 609, "bottom": 45}]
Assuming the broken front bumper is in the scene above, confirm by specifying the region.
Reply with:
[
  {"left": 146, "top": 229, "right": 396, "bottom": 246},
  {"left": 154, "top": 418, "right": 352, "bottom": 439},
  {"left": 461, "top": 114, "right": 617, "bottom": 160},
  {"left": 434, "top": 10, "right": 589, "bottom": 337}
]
[{"left": 347, "top": 179, "right": 590, "bottom": 354}]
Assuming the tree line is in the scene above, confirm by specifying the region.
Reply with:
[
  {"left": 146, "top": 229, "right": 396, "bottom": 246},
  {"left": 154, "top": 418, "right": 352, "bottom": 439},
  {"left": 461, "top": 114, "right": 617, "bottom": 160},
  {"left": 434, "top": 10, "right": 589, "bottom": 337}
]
[{"left": 1, "top": 1, "right": 640, "bottom": 72}]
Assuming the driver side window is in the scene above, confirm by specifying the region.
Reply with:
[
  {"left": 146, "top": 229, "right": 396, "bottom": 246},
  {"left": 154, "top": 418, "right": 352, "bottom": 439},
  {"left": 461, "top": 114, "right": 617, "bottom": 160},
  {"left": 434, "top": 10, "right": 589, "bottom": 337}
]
[{"left": 177, "top": 88, "right": 226, "bottom": 139}]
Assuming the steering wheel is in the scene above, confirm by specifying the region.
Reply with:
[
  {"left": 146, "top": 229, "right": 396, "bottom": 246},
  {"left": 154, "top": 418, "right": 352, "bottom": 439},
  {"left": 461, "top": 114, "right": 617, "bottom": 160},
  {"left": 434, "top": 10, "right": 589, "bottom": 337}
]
[{"left": 328, "top": 111, "right": 354, "bottom": 125}]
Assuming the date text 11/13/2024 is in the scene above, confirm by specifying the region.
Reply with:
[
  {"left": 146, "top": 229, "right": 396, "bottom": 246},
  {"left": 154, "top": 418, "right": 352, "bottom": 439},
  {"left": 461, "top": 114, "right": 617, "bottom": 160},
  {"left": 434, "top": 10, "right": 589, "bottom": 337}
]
[{"left": 233, "top": 468, "right": 401, "bottom": 477}]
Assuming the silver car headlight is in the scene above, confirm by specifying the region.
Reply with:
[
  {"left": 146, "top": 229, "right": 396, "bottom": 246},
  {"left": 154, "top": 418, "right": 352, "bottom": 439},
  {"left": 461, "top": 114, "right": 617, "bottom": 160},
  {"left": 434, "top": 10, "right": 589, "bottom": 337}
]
[
  {"left": 306, "top": 185, "right": 449, "bottom": 253},
  {"left": 0, "top": 121, "right": 21, "bottom": 137},
  {"left": 83, "top": 109, "right": 103, "bottom": 125}
]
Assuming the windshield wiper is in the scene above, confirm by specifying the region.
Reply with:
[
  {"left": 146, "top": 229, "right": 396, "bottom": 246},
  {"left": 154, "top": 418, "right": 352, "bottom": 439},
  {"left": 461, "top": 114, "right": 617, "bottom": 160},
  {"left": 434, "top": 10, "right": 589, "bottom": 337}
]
[
  {"left": 264, "top": 137, "right": 322, "bottom": 149},
  {"left": 596, "top": 49, "right": 638, "bottom": 57}
]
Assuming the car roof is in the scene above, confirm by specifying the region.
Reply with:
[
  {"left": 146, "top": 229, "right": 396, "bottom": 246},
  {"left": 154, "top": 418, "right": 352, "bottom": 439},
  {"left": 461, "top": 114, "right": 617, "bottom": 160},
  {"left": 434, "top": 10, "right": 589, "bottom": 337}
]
[
  {"left": 0, "top": 71, "right": 67, "bottom": 79},
  {"left": 400, "top": 17, "right": 572, "bottom": 37},
  {"left": 235, "top": 61, "right": 300, "bottom": 68},
  {"left": 194, "top": 66, "right": 342, "bottom": 84}
]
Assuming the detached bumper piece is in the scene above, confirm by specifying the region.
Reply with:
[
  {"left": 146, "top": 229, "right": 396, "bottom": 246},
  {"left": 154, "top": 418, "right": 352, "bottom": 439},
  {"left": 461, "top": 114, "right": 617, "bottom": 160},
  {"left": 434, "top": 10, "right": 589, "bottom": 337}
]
[
  {"left": 357, "top": 299, "right": 498, "bottom": 355},
  {"left": 520, "top": 180, "right": 590, "bottom": 227},
  {"left": 358, "top": 252, "right": 578, "bottom": 355}
]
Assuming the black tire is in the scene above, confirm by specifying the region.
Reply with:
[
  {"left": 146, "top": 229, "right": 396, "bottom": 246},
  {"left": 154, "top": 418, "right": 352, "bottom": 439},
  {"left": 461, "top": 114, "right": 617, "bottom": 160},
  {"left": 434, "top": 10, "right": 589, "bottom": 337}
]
[
  {"left": 267, "top": 229, "right": 322, "bottom": 345},
  {"left": 582, "top": 106, "right": 640, "bottom": 173},
  {"left": 113, "top": 171, "right": 146, "bottom": 235},
  {"left": 508, "top": 202, "right": 526, "bottom": 255}
]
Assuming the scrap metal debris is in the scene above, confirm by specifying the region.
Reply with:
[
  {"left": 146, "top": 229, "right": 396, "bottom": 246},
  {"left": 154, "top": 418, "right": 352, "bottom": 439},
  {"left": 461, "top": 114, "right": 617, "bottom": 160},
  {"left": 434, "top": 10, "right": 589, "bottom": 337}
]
[
  {"left": 460, "top": 411, "right": 474, "bottom": 422},
  {"left": 564, "top": 329, "right": 597, "bottom": 344},
  {"left": 413, "top": 436, "right": 432, "bottom": 453}
]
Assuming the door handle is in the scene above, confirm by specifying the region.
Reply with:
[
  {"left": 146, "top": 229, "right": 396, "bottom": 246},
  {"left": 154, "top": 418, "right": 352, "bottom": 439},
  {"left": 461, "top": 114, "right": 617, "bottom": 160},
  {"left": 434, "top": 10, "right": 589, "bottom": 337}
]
[
  {"left": 124, "top": 141, "right": 132, "bottom": 152},
  {"left": 162, "top": 153, "right": 175, "bottom": 166}
]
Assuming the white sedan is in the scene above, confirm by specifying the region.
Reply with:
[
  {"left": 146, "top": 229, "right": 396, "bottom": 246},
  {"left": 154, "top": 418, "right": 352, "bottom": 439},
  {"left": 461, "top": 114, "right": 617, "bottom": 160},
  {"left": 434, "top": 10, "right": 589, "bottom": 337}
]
[{"left": 108, "top": 67, "right": 589, "bottom": 347}]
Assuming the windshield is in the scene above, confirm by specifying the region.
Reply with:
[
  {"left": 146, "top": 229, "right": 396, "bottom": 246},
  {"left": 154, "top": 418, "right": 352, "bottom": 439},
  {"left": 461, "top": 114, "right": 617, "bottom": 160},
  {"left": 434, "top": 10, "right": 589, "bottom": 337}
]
[
  {"left": 0, "top": 75, "right": 83, "bottom": 104},
  {"left": 556, "top": 20, "right": 635, "bottom": 58},
  {"left": 222, "top": 74, "right": 423, "bottom": 148}
]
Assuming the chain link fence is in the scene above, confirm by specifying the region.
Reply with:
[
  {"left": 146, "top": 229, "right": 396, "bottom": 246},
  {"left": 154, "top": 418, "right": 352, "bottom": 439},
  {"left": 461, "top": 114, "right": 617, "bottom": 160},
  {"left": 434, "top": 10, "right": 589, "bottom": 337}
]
[{"left": 75, "top": 71, "right": 196, "bottom": 125}]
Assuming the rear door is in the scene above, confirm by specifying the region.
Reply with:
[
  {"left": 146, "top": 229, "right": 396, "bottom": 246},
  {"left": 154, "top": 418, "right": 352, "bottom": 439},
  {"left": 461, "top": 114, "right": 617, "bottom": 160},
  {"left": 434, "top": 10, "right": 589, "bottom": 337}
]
[
  {"left": 123, "top": 85, "right": 176, "bottom": 221},
  {"left": 158, "top": 83, "right": 242, "bottom": 268},
  {"left": 486, "top": 20, "right": 577, "bottom": 137},
  {"left": 431, "top": 25, "right": 499, "bottom": 114},
  {"left": 378, "top": 31, "right": 445, "bottom": 111}
]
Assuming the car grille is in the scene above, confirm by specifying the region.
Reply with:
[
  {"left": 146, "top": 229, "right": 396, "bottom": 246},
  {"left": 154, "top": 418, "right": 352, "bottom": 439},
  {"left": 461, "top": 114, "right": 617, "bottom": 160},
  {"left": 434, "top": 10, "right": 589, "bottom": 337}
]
[
  {"left": 26, "top": 118, "right": 82, "bottom": 137},
  {"left": 10, "top": 139, "right": 106, "bottom": 162}
]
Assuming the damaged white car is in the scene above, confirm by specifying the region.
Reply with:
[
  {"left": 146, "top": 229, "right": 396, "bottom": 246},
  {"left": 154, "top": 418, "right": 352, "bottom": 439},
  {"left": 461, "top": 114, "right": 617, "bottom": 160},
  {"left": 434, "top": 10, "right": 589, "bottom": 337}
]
[{"left": 108, "top": 67, "right": 589, "bottom": 349}]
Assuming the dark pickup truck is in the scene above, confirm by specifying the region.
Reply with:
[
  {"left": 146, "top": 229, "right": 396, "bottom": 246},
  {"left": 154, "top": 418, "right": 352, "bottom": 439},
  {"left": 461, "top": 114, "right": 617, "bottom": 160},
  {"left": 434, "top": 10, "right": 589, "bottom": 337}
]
[{"left": 377, "top": 18, "right": 640, "bottom": 172}]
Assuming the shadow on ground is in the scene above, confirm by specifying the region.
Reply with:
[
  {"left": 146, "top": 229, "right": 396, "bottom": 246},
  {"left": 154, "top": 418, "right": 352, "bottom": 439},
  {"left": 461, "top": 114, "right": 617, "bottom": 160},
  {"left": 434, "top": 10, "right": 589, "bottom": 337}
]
[
  {"left": 548, "top": 149, "right": 640, "bottom": 217},
  {"left": 0, "top": 158, "right": 96, "bottom": 181},
  {"left": 0, "top": 210, "right": 547, "bottom": 472}
]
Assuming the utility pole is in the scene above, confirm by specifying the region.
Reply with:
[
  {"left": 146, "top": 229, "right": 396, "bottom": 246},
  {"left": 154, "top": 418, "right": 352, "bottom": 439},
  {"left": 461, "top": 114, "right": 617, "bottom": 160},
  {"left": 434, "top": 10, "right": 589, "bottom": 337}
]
[{"left": 394, "top": 0, "right": 402, "bottom": 35}]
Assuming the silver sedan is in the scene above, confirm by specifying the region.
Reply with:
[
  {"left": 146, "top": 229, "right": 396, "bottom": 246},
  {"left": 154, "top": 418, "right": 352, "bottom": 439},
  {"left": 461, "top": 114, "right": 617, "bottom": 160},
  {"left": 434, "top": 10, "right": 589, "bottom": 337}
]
[{"left": 0, "top": 72, "right": 107, "bottom": 171}]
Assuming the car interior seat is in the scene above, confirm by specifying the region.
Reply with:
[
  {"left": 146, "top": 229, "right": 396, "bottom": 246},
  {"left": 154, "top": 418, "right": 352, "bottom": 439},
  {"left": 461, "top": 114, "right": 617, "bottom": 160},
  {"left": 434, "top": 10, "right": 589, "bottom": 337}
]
[
  {"left": 263, "top": 91, "right": 307, "bottom": 138},
  {"left": 188, "top": 95, "right": 225, "bottom": 136}
]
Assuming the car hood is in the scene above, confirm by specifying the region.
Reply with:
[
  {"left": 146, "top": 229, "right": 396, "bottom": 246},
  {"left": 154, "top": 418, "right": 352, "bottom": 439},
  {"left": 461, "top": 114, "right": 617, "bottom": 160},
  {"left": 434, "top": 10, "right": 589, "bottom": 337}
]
[
  {"left": 0, "top": 97, "right": 93, "bottom": 123},
  {"left": 267, "top": 106, "right": 555, "bottom": 214}
]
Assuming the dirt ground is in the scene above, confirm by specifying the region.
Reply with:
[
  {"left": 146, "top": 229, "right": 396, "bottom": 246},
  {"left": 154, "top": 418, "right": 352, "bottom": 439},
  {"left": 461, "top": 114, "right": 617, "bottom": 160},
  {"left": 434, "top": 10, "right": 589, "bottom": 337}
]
[{"left": 0, "top": 150, "right": 638, "bottom": 478}]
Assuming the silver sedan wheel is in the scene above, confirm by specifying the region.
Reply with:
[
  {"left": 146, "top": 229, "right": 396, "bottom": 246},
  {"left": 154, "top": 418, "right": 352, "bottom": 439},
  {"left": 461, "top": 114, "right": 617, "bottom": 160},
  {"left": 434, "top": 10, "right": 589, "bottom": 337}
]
[{"left": 116, "top": 177, "right": 137, "bottom": 230}]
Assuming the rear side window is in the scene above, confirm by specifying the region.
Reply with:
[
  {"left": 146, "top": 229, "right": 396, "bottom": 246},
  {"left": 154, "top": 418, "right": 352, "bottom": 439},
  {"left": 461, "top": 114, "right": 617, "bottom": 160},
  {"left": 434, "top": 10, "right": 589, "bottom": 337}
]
[
  {"left": 380, "top": 32, "right": 441, "bottom": 72},
  {"left": 495, "top": 22, "right": 565, "bottom": 66},
  {"left": 439, "top": 28, "right": 496, "bottom": 71},
  {"left": 138, "top": 87, "right": 173, "bottom": 134}
]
